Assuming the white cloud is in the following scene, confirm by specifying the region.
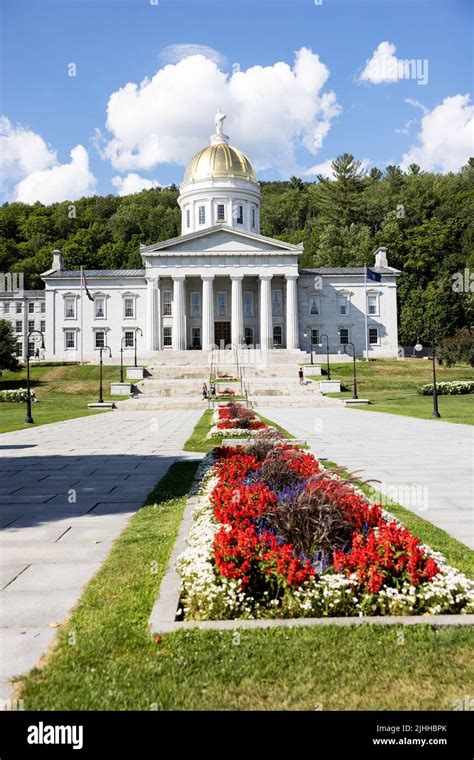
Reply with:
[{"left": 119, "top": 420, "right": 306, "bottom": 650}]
[
  {"left": 160, "top": 43, "right": 227, "bottom": 69},
  {"left": 305, "top": 157, "right": 370, "bottom": 179},
  {"left": 359, "top": 41, "right": 428, "bottom": 86},
  {"left": 401, "top": 94, "right": 474, "bottom": 172},
  {"left": 112, "top": 173, "right": 160, "bottom": 196},
  {"left": 15, "top": 145, "right": 96, "bottom": 204},
  {"left": 0, "top": 117, "right": 57, "bottom": 184},
  {"left": 304, "top": 158, "right": 335, "bottom": 178},
  {"left": 404, "top": 97, "right": 428, "bottom": 115},
  {"left": 96, "top": 47, "right": 341, "bottom": 177}
]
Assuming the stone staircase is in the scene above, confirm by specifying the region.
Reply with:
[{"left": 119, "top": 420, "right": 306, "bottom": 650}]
[{"left": 117, "top": 349, "right": 343, "bottom": 410}]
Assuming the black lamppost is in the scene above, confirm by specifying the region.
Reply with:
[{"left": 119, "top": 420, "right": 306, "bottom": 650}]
[
  {"left": 303, "top": 325, "right": 314, "bottom": 365},
  {"left": 319, "top": 333, "right": 331, "bottom": 380},
  {"left": 24, "top": 329, "right": 45, "bottom": 424},
  {"left": 120, "top": 335, "right": 126, "bottom": 383},
  {"left": 98, "top": 345, "right": 112, "bottom": 403},
  {"left": 343, "top": 340, "right": 358, "bottom": 400},
  {"left": 415, "top": 334, "right": 440, "bottom": 418},
  {"left": 134, "top": 327, "right": 143, "bottom": 368}
]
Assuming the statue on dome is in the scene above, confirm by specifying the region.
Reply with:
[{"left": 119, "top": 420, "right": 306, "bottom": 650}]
[{"left": 214, "top": 108, "right": 226, "bottom": 134}]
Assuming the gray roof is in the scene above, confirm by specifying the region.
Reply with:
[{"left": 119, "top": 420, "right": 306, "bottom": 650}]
[
  {"left": 298, "top": 267, "right": 400, "bottom": 275},
  {"left": 42, "top": 270, "right": 145, "bottom": 278},
  {"left": 0, "top": 290, "right": 45, "bottom": 298}
]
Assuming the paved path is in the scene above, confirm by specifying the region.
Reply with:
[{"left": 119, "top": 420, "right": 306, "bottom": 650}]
[
  {"left": 0, "top": 409, "right": 201, "bottom": 704},
  {"left": 261, "top": 407, "right": 473, "bottom": 549}
]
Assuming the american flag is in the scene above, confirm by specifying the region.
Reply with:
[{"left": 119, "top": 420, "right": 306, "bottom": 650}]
[{"left": 81, "top": 272, "right": 94, "bottom": 301}]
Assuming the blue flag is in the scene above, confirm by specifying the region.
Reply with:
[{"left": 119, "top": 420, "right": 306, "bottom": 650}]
[{"left": 367, "top": 267, "right": 382, "bottom": 282}]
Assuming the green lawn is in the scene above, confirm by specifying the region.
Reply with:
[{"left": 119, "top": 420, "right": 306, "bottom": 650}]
[
  {"left": 15, "top": 407, "right": 474, "bottom": 711},
  {"left": 310, "top": 359, "right": 474, "bottom": 425},
  {"left": 0, "top": 363, "right": 125, "bottom": 433}
]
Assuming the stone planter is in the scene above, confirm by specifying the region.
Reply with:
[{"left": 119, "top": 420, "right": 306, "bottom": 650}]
[
  {"left": 110, "top": 382, "right": 132, "bottom": 396},
  {"left": 126, "top": 367, "right": 145, "bottom": 380},
  {"left": 318, "top": 380, "right": 341, "bottom": 394}
]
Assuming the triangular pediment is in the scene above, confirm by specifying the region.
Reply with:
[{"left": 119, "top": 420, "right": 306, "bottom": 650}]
[{"left": 140, "top": 225, "right": 302, "bottom": 256}]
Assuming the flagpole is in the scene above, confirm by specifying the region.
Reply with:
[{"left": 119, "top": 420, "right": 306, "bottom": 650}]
[
  {"left": 364, "top": 263, "right": 369, "bottom": 362},
  {"left": 80, "top": 265, "right": 84, "bottom": 365}
]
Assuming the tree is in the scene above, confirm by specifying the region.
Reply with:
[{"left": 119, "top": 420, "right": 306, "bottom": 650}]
[
  {"left": 0, "top": 320, "right": 20, "bottom": 375},
  {"left": 317, "top": 154, "right": 365, "bottom": 227}
]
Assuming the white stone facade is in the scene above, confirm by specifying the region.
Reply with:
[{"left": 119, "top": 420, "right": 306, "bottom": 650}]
[
  {"left": 40, "top": 121, "right": 400, "bottom": 363},
  {"left": 0, "top": 290, "right": 46, "bottom": 359}
]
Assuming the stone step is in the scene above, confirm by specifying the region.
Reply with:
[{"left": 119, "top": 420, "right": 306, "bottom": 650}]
[
  {"left": 117, "top": 397, "right": 208, "bottom": 410},
  {"left": 250, "top": 395, "right": 343, "bottom": 408}
]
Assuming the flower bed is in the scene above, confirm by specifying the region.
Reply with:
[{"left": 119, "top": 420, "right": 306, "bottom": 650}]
[
  {"left": 177, "top": 434, "right": 474, "bottom": 620},
  {"left": 0, "top": 388, "right": 37, "bottom": 403},
  {"left": 208, "top": 402, "right": 268, "bottom": 439},
  {"left": 418, "top": 380, "right": 474, "bottom": 395}
]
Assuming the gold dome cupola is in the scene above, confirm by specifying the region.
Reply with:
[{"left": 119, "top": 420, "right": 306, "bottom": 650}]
[{"left": 178, "top": 110, "right": 261, "bottom": 235}]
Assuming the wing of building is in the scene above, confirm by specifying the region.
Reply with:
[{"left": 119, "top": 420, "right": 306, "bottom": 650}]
[{"left": 40, "top": 117, "right": 400, "bottom": 362}]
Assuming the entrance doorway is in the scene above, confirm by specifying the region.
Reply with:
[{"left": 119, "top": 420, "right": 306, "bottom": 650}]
[{"left": 214, "top": 321, "right": 231, "bottom": 347}]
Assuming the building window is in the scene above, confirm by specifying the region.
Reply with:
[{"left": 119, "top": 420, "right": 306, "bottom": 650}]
[
  {"left": 95, "top": 331, "right": 105, "bottom": 349},
  {"left": 28, "top": 342, "right": 35, "bottom": 357},
  {"left": 16, "top": 302, "right": 22, "bottom": 314},
  {"left": 217, "top": 204, "right": 225, "bottom": 222},
  {"left": 163, "top": 326, "right": 172, "bottom": 347},
  {"left": 190, "top": 291, "right": 201, "bottom": 317},
  {"left": 367, "top": 294, "right": 378, "bottom": 316},
  {"left": 272, "top": 289, "right": 282, "bottom": 316},
  {"left": 369, "top": 327, "right": 379, "bottom": 345},
  {"left": 28, "top": 320, "right": 35, "bottom": 332},
  {"left": 65, "top": 331, "right": 76, "bottom": 349},
  {"left": 124, "top": 331, "right": 134, "bottom": 348},
  {"left": 236, "top": 205, "right": 244, "bottom": 224},
  {"left": 252, "top": 207, "right": 256, "bottom": 228},
  {"left": 163, "top": 290, "right": 172, "bottom": 316},
  {"left": 28, "top": 302, "right": 34, "bottom": 314},
  {"left": 15, "top": 342, "right": 22, "bottom": 355},
  {"left": 198, "top": 206, "right": 206, "bottom": 225},
  {"left": 309, "top": 296, "right": 319, "bottom": 316},
  {"left": 244, "top": 327, "right": 254, "bottom": 346},
  {"left": 15, "top": 320, "right": 22, "bottom": 333},
  {"left": 339, "top": 328, "right": 349, "bottom": 345},
  {"left": 217, "top": 291, "right": 227, "bottom": 317},
  {"left": 95, "top": 297, "right": 105, "bottom": 319},
  {"left": 273, "top": 325, "right": 282, "bottom": 346},
  {"left": 65, "top": 297, "right": 76, "bottom": 319},
  {"left": 41, "top": 302, "right": 46, "bottom": 314},
  {"left": 339, "top": 296, "right": 349, "bottom": 316},
  {"left": 2, "top": 302, "right": 10, "bottom": 315},
  {"left": 311, "top": 328, "right": 320, "bottom": 346},
  {"left": 243, "top": 291, "right": 254, "bottom": 318},
  {"left": 191, "top": 327, "right": 201, "bottom": 349},
  {"left": 186, "top": 209, "right": 190, "bottom": 228},
  {"left": 123, "top": 297, "right": 135, "bottom": 318},
  {"left": 40, "top": 320, "right": 46, "bottom": 333}
]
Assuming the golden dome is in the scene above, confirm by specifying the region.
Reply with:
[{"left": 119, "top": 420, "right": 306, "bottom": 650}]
[{"left": 183, "top": 142, "right": 257, "bottom": 184}]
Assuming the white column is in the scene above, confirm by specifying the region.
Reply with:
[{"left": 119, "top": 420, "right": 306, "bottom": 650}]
[
  {"left": 201, "top": 274, "right": 214, "bottom": 350},
  {"left": 172, "top": 275, "right": 186, "bottom": 350},
  {"left": 285, "top": 275, "right": 299, "bottom": 350},
  {"left": 231, "top": 274, "right": 244, "bottom": 348},
  {"left": 146, "top": 277, "right": 159, "bottom": 351},
  {"left": 259, "top": 274, "right": 273, "bottom": 350}
]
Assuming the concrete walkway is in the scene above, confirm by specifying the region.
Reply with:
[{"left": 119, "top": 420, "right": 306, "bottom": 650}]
[
  {"left": 0, "top": 409, "right": 201, "bottom": 704},
  {"left": 260, "top": 406, "right": 473, "bottom": 549}
]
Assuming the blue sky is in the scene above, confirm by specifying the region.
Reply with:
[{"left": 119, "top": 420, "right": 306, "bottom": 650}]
[{"left": 1, "top": 0, "right": 472, "bottom": 203}]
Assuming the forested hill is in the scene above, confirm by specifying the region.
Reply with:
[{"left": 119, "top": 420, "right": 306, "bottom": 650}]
[{"left": 0, "top": 154, "right": 472, "bottom": 344}]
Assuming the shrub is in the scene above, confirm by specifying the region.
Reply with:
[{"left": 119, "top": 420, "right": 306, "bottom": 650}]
[
  {"left": 418, "top": 380, "right": 474, "bottom": 395},
  {"left": 437, "top": 329, "right": 474, "bottom": 367},
  {"left": 0, "top": 388, "right": 37, "bottom": 403}
]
